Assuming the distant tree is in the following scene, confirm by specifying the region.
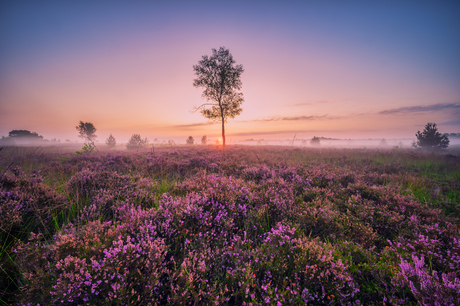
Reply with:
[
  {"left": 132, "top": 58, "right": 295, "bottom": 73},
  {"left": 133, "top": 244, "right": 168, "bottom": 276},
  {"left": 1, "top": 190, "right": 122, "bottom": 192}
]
[
  {"left": 0, "top": 136, "right": 15, "bottom": 145},
  {"left": 8, "top": 130, "right": 43, "bottom": 139},
  {"left": 168, "top": 140, "right": 175, "bottom": 146},
  {"left": 445, "top": 133, "right": 460, "bottom": 138},
  {"left": 126, "top": 134, "right": 148, "bottom": 150},
  {"left": 106, "top": 134, "right": 116, "bottom": 147},
  {"left": 186, "top": 136, "right": 194, "bottom": 145},
  {"left": 201, "top": 135, "right": 208, "bottom": 145},
  {"left": 414, "top": 122, "right": 449, "bottom": 150},
  {"left": 76, "top": 121, "right": 97, "bottom": 142},
  {"left": 310, "top": 136, "right": 321, "bottom": 146},
  {"left": 193, "top": 47, "right": 244, "bottom": 146},
  {"left": 379, "top": 138, "right": 387, "bottom": 146}
]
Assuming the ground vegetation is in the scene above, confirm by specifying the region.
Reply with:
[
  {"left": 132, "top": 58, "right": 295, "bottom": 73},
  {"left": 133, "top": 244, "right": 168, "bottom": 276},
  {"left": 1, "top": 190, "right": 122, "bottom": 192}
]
[{"left": 0, "top": 145, "right": 459, "bottom": 305}]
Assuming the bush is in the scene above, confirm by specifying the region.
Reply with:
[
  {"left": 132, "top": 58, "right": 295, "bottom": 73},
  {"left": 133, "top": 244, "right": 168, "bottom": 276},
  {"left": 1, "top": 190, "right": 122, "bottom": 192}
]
[
  {"left": 76, "top": 142, "right": 95, "bottom": 155},
  {"left": 126, "top": 134, "right": 148, "bottom": 150},
  {"left": 105, "top": 134, "right": 116, "bottom": 147},
  {"left": 397, "top": 254, "right": 460, "bottom": 305},
  {"left": 414, "top": 122, "right": 449, "bottom": 150},
  {"left": 310, "top": 136, "right": 320, "bottom": 146}
]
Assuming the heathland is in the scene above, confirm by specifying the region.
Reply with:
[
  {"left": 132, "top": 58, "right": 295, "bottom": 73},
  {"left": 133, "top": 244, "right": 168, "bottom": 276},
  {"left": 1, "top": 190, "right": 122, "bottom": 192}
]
[{"left": 1, "top": 145, "right": 459, "bottom": 305}]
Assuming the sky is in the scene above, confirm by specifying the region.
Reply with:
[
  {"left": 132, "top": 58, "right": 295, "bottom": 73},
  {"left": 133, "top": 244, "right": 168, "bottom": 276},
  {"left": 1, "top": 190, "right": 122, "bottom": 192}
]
[{"left": 1, "top": 0, "right": 459, "bottom": 143}]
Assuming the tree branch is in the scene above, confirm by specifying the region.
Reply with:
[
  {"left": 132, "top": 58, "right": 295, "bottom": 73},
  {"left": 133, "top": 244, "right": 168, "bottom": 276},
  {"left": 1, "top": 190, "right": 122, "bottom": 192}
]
[{"left": 192, "top": 103, "right": 218, "bottom": 113}]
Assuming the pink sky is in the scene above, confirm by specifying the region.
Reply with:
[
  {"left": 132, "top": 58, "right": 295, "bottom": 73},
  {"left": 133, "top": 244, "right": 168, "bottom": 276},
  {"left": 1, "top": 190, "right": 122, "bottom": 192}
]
[{"left": 1, "top": 1, "right": 459, "bottom": 143}]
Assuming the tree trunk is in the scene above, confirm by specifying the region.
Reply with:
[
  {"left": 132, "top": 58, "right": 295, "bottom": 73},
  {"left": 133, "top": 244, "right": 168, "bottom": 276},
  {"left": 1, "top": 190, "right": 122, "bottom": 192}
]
[
  {"left": 221, "top": 111, "right": 226, "bottom": 146},
  {"left": 218, "top": 77, "right": 226, "bottom": 146}
]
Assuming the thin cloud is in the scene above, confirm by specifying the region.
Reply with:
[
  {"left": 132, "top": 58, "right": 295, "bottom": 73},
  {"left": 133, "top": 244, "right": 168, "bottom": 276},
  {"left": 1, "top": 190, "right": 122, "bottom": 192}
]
[
  {"left": 243, "top": 114, "right": 340, "bottom": 122},
  {"left": 231, "top": 129, "right": 322, "bottom": 137},
  {"left": 439, "top": 120, "right": 460, "bottom": 126},
  {"left": 231, "top": 130, "right": 304, "bottom": 137},
  {"left": 378, "top": 103, "right": 460, "bottom": 115},
  {"left": 281, "top": 115, "right": 330, "bottom": 121},
  {"left": 286, "top": 100, "right": 330, "bottom": 107},
  {"left": 230, "top": 128, "right": 372, "bottom": 137},
  {"left": 173, "top": 122, "right": 217, "bottom": 128}
]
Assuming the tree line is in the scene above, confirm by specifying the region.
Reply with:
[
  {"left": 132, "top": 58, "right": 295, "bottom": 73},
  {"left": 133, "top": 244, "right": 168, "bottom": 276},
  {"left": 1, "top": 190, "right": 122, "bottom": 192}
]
[{"left": 75, "top": 121, "right": 211, "bottom": 152}]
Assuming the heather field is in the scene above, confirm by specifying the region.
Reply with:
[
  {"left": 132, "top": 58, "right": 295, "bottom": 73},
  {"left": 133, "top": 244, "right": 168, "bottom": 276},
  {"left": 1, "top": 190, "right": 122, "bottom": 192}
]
[{"left": 1, "top": 145, "right": 459, "bottom": 305}]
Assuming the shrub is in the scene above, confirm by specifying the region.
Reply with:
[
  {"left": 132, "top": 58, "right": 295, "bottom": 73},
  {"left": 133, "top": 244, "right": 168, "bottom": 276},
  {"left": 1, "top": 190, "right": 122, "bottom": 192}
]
[
  {"left": 126, "top": 134, "right": 148, "bottom": 150},
  {"left": 76, "top": 142, "right": 96, "bottom": 155},
  {"left": 16, "top": 215, "right": 169, "bottom": 305},
  {"left": 0, "top": 168, "right": 67, "bottom": 301},
  {"left": 397, "top": 254, "right": 460, "bottom": 305}
]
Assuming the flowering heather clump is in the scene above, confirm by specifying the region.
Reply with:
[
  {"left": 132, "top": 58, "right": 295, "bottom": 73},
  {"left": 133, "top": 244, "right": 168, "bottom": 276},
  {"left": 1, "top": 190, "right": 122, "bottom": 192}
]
[
  {"left": 16, "top": 207, "right": 169, "bottom": 305},
  {"left": 67, "top": 168, "right": 157, "bottom": 222},
  {"left": 397, "top": 254, "right": 460, "bottom": 305},
  {"left": 0, "top": 166, "right": 67, "bottom": 301},
  {"left": 0, "top": 145, "right": 459, "bottom": 305},
  {"left": 254, "top": 223, "right": 359, "bottom": 304}
]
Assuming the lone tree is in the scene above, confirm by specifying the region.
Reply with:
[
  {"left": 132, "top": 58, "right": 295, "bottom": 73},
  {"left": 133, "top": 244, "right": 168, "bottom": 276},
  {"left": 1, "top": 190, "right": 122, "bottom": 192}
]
[
  {"left": 105, "top": 134, "right": 116, "bottom": 147},
  {"left": 415, "top": 122, "right": 449, "bottom": 150},
  {"left": 76, "top": 121, "right": 97, "bottom": 142},
  {"left": 193, "top": 47, "right": 244, "bottom": 146}
]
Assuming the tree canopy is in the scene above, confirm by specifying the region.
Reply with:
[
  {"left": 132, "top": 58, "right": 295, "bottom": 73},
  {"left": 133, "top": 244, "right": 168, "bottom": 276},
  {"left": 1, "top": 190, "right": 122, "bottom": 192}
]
[
  {"left": 8, "top": 130, "right": 43, "bottom": 139},
  {"left": 193, "top": 47, "right": 244, "bottom": 146},
  {"left": 76, "top": 121, "right": 97, "bottom": 142},
  {"left": 415, "top": 122, "right": 449, "bottom": 150}
]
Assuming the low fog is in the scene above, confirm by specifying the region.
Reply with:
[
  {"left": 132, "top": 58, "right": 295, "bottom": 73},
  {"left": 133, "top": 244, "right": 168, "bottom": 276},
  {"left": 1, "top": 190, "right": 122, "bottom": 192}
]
[{"left": 2, "top": 134, "right": 460, "bottom": 149}]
